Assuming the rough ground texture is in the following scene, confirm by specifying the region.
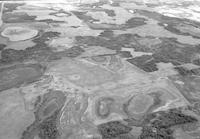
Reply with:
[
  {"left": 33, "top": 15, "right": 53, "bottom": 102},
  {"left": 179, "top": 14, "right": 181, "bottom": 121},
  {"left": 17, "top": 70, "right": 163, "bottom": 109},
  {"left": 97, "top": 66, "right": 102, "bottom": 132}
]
[{"left": 0, "top": 0, "right": 200, "bottom": 139}]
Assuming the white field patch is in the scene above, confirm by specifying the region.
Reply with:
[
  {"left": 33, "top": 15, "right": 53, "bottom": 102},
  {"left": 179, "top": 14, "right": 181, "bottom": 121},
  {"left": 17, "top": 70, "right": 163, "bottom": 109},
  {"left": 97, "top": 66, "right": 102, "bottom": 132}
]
[
  {"left": 6, "top": 40, "right": 35, "bottom": 50},
  {"left": 155, "top": 5, "right": 200, "bottom": 22},
  {"left": 149, "top": 62, "right": 178, "bottom": 77},
  {"left": 121, "top": 47, "right": 152, "bottom": 58},
  {"left": 1, "top": 26, "right": 38, "bottom": 42},
  {"left": 1, "top": 22, "right": 50, "bottom": 32}
]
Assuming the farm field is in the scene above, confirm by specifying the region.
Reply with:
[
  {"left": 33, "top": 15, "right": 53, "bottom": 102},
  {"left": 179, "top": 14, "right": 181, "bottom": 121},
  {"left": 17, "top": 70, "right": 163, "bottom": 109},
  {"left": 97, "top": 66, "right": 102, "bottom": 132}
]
[{"left": 0, "top": 0, "right": 200, "bottom": 139}]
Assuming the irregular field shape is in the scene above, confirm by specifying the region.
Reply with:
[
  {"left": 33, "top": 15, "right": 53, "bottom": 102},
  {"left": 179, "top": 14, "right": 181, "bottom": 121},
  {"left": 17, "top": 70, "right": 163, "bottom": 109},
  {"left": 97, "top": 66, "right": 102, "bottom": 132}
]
[
  {"left": 0, "top": 1, "right": 200, "bottom": 139},
  {"left": 0, "top": 89, "right": 35, "bottom": 139},
  {"left": 1, "top": 26, "right": 38, "bottom": 41},
  {"left": 128, "top": 95, "right": 154, "bottom": 114},
  {"left": 0, "top": 64, "right": 44, "bottom": 91},
  {"left": 48, "top": 58, "right": 121, "bottom": 87}
]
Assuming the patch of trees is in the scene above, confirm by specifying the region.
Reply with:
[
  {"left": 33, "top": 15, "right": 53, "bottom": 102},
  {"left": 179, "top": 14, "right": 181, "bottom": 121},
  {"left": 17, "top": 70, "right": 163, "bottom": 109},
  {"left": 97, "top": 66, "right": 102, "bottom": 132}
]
[
  {"left": 97, "top": 121, "right": 132, "bottom": 139},
  {"left": 139, "top": 108, "right": 198, "bottom": 139}
]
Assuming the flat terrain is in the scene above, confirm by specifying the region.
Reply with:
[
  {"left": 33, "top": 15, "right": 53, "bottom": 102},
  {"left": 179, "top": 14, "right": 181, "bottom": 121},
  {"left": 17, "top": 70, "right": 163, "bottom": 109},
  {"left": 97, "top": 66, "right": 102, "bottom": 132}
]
[{"left": 0, "top": 0, "right": 200, "bottom": 139}]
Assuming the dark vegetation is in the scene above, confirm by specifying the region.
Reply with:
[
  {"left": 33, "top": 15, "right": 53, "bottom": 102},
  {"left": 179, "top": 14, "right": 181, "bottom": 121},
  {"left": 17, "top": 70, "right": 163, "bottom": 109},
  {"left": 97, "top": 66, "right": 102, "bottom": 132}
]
[
  {"left": 151, "top": 110, "right": 198, "bottom": 128},
  {"left": 104, "top": 9, "right": 116, "bottom": 17},
  {"left": 71, "top": 11, "right": 100, "bottom": 22},
  {"left": 33, "top": 31, "right": 61, "bottom": 43},
  {"left": 3, "top": 3, "right": 24, "bottom": 13},
  {"left": 127, "top": 55, "right": 158, "bottom": 72},
  {"left": 115, "top": 133, "right": 136, "bottom": 139},
  {"left": 192, "top": 58, "right": 200, "bottom": 66},
  {"left": 97, "top": 121, "right": 132, "bottom": 139},
  {"left": 0, "top": 44, "right": 6, "bottom": 50},
  {"left": 21, "top": 111, "right": 60, "bottom": 139},
  {"left": 72, "top": 11, "right": 147, "bottom": 30},
  {"left": 21, "top": 91, "right": 65, "bottom": 139},
  {"left": 0, "top": 31, "right": 60, "bottom": 63},
  {"left": 125, "top": 17, "right": 147, "bottom": 28},
  {"left": 118, "top": 51, "right": 132, "bottom": 58},
  {"left": 72, "top": 8, "right": 200, "bottom": 72},
  {"left": 0, "top": 31, "right": 85, "bottom": 64},
  {"left": 138, "top": 108, "right": 198, "bottom": 139},
  {"left": 2, "top": 3, "right": 64, "bottom": 23},
  {"left": 75, "top": 32, "right": 200, "bottom": 72},
  {"left": 139, "top": 126, "right": 174, "bottom": 139},
  {"left": 38, "top": 111, "right": 60, "bottom": 139},
  {"left": 174, "top": 66, "right": 200, "bottom": 76},
  {"left": 3, "top": 3, "right": 200, "bottom": 139},
  {"left": 21, "top": 122, "right": 39, "bottom": 139},
  {"left": 75, "top": 34, "right": 133, "bottom": 51},
  {"left": 97, "top": 100, "right": 195, "bottom": 139},
  {"left": 135, "top": 9, "right": 200, "bottom": 39},
  {"left": 98, "top": 30, "right": 114, "bottom": 38},
  {"left": 187, "top": 102, "right": 200, "bottom": 116},
  {"left": 0, "top": 63, "right": 45, "bottom": 92},
  {"left": 62, "top": 46, "right": 85, "bottom": 58},
  {"left": 1, "top": 45, "right": 52, "bottom": 63},
  {"left": 2, "top": 12, "right": 36, "bottom": 23}
]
